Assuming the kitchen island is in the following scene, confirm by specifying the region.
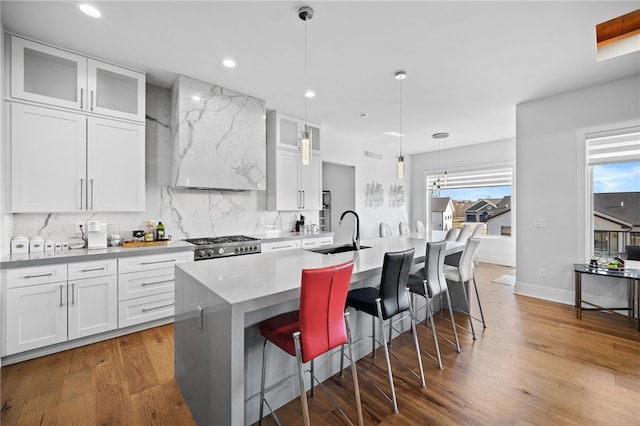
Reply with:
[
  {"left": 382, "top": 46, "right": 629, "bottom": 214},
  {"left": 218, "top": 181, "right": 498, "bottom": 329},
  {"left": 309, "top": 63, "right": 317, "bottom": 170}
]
[{"left": 174, "top": 235, "right": 463, "bottom": 425}]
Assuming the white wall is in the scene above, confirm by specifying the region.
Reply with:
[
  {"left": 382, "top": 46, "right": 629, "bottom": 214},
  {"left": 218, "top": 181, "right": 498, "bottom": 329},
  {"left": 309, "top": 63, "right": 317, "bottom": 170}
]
[
  {"left": 322, "top": 128, "right": 410, "bottom": 240},
  {"left": 410, "top": 138, "right": 516, "bottom": 266},
  {"left": 516, "top": 75, "right": 640, "bottom": 306}
]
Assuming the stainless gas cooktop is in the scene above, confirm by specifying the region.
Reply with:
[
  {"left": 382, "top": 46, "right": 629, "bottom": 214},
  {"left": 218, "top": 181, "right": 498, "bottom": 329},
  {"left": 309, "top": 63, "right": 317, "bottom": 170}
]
[{"left": 185, "top": 235, "right": 261, "bottom": 261}]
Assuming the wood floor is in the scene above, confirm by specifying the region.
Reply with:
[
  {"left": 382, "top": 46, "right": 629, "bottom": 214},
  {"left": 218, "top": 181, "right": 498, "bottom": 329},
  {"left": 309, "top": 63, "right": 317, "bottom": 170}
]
[{"left": 2, "top": 263, "right": 639, "bottom": 425}]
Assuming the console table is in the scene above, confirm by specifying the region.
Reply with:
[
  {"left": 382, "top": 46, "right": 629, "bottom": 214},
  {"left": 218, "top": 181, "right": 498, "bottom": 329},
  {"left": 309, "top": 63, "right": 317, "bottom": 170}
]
[{"left": 573, "top": 263, "right": 640, "bottom": 331}]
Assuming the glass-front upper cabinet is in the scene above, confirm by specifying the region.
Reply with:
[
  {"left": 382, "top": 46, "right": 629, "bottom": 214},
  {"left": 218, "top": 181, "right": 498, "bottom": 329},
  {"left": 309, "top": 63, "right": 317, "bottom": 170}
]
[
  {"left": 87, "top": 59, "right": 145, "bottom": 121},
  {"left": 11, "top": 36, "right": 87, "bottom": 111},
  {"left": 10, "top": 35, "right": 145, "bottom": 122}
]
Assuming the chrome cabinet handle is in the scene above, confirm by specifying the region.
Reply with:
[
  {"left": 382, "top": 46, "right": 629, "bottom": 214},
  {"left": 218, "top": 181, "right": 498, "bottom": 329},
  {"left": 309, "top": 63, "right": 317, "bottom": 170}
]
[
  {"left": 272, "top": 244, "right": 293, "bottom": 250},
  {"left": 71, "top": 283, "right": 75, "bottom": 305},
  {"left": 80, "top": 178, "right": 84, "bottom": 209},
  {"left": 23, "top": 273, "right": 53, "bottom": 279},
  {"left": 141, "top": 259, "right": 176, "bottom": 265},
  {"left": 302, "top": 190, "right": 306, "bottom": 209},
  {"left": 90, "top": 178, "right": 94, "bottom": 210},
  {"left": 80, "top": 267, "right": 105, "bottom": 273},
  {"left": 90, "top": 90, "right": 94, "bottom": 111},
  {"left": 142, "top": 302, "right": 174, "bottom": 313},
  {"left": 60, "top": 285, "right": 64, "bottom": 307},
  {"left": 80, "top": 88, "right": 84, "bottom": 109},
  {"left": 142, "top": 279, "right": 174, "bottom": 287}
]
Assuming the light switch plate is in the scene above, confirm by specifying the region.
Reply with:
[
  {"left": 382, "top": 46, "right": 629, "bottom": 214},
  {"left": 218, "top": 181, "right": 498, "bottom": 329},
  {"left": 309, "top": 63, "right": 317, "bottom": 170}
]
[{"left": 534, "top": 218, "right": 546, "bottom": 228}]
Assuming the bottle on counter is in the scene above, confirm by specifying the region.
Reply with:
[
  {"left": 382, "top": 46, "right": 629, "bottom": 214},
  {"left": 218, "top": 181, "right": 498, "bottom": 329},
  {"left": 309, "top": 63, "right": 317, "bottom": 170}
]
[
  {"left": 145, "top": 220, "right": 155, "bottom": 242},
  {"left": 156, "top": 222, "right": 165, "bottom": 241}
]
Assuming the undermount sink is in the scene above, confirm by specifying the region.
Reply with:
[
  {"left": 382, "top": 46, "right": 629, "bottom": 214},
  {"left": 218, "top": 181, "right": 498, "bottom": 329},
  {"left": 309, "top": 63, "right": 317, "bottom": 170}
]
[{"left": 307, "top": 244, "right": 371, "bottom": 255}]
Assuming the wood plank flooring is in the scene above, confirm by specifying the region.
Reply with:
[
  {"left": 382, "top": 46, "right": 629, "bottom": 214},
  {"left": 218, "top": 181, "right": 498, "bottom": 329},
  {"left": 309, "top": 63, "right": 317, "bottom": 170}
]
[{"left": 2, "top": 263, "right": 639, "bottom": 425}]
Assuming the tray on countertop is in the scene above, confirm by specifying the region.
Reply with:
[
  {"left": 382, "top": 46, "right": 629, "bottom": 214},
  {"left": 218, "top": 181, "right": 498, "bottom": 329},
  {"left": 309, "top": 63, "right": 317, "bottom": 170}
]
[{"left": 122, "top": 240, "right": 171, "bottom": 248}]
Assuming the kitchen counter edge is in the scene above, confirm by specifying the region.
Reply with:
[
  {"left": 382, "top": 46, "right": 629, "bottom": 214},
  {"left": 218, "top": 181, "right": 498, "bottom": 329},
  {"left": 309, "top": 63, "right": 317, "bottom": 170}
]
[{"left": 0, "top": 241, "right": 195, "bottom": 269}]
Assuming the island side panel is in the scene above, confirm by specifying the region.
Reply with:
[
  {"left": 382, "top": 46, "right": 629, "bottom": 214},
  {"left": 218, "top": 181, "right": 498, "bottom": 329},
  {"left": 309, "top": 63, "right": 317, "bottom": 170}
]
[{"left": 175, "top": 267, "right": 237, "bottom": 425}]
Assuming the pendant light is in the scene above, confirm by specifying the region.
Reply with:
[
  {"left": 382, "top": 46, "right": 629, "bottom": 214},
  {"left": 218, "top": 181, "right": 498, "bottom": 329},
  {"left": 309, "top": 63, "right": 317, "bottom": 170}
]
[
  {"left": 299, "top": 6, "right": 314, "bottom": 165},
  {"left": 395, "top": 70, "right": 407, "bottom": 179},
  {"left": 433, "top": 132, "right": 449, "bottom": 188}
]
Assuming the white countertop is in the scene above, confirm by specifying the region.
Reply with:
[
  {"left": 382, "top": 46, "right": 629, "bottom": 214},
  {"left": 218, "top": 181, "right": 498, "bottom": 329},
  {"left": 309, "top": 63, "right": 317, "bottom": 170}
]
[
  {"left": 177, "top": 236, "right": 463, "bottom": 308},
  {"left": 0, "top": 240, "right": 195, "bottom": 269}
]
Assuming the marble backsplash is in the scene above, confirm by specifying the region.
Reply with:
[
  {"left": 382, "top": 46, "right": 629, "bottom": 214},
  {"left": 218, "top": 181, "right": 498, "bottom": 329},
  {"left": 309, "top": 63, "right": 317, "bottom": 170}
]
[{"left": 7, "top": 84, "right": 317, "bottom": 248}]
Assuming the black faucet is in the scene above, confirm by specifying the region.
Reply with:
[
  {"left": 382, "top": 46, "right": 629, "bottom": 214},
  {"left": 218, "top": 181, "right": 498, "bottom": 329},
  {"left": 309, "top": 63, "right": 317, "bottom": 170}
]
[{"left": 339, "top": 210, "right": 360, "bottom": 251}]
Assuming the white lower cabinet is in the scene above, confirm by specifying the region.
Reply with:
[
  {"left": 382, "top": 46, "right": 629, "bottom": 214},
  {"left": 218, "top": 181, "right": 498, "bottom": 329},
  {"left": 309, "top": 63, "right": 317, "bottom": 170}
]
[
  {"left": 6, "top": 281, "right": 68, "bottom": 355},
  {"left": 300, "top": 236, "right": 334, "bottom": 249},
  {"left": 117, "top": 252, "right": 194, "bottom": 328},
  {"left": 68, "top": 274, "right": 117, "bottom": 340},
  {"left": 4, "top": 259, "right": 117, "bottom": 355}
]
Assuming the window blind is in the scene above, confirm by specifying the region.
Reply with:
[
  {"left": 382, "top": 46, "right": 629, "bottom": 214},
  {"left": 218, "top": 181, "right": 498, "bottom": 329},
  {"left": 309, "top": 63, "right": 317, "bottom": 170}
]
[
  {"left": 586, "top": 126, "right": 640, "bottom": 165},
  {"left": 427, "top": 167, "right": 512, "bottom": 190}
]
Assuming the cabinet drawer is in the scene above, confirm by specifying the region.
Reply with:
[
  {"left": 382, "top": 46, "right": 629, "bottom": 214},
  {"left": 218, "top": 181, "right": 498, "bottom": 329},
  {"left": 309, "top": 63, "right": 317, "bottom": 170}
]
[
  {"left": 300, "top": 236, "right": 333, "bottom": 249},
  {"left": 118, "top": 267, "right": 174, "bottom": 301},
  {"left": 68, "top": 259, "right": 117, "bottom": 280},
  {"left": 119, "top": 292, "right": 174, "bottom": 328},
  {"left": 118, "top": 251, "right": 193, "bottom": 274},
  {"left": 6, "top": 264, "right": 67, "bottom": 288},
  {"left": 261, "top": 240, "right": 301, "bottom": 252}
]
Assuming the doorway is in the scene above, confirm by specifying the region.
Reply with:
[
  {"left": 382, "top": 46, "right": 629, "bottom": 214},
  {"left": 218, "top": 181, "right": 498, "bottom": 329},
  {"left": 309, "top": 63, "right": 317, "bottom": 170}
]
[{"left": 322, "top": 162, "right": 355, "bottom": 245}]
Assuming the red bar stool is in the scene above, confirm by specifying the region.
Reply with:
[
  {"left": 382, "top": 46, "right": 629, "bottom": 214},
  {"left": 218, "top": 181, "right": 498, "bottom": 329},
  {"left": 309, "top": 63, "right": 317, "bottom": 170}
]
[{"left": 258, "top": 261, "right": 364, "bottom": 426}]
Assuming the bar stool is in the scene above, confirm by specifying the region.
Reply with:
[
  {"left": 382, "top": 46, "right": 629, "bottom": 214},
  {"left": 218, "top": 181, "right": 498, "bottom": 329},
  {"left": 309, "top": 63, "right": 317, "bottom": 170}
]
[
  {"left": 444, "top": 237, "right": 486, "bottom": 340},
  {"left": 341, "top": 248, "right": 425, "bottom": 414},
  {"left": 399, "top": 221, "right": 411, "bottom": 236},
  {"left": 258, "top": 261, "right": 363, "bottom": 426},
  {"left": 407, "top": 241, "right": 461, "bottom": 369}
]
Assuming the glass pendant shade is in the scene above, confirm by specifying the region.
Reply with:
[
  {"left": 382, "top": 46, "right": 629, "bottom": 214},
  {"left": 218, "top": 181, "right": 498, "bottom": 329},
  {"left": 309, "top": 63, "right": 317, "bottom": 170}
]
[
  {"left": 397, "top": 155, "right": 405, "bottom": 179},
  {"left": 301, "top": 130, "right": 311, "bottom": 165}
]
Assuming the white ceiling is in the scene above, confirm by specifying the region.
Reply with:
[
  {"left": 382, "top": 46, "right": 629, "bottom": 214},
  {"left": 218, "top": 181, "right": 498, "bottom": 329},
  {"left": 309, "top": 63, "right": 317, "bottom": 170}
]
[{"left": 2, "top": 1, "right": 639, "bottom": 154}]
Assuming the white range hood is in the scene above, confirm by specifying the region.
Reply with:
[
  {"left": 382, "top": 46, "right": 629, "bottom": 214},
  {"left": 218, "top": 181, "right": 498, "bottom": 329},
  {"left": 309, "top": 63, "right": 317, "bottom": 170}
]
[{"left": 170, "top": 74, "right": 266, "bottom": 191}]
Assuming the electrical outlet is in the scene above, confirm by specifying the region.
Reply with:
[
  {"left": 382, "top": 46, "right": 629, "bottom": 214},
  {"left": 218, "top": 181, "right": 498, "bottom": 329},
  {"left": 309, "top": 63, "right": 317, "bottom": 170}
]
[
  {"left": 534, "top": 218, "right": 546, "bottom": 228},
  {"left": 537, "top": 268, "right": 546, "bottom": 278},
  {"left": 76, "top": 222, "right": 85, "bottom": 234}
]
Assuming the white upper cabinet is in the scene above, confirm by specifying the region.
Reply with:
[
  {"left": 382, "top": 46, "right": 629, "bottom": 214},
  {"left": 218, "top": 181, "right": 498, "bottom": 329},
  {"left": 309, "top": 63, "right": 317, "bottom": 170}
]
[
  {"left": 87, "top": 117, "right": 145, "bottom": 211},
  {"left": 270, "top": 111, "right": 321, "bottom": 153},
  {"left": 10, "top": 35, "right": 145, "bottom": 122},
  {"left": 10, "top": 103, "right": 87, "bottom": 212},
  {"left": 266, "top": 111, "right": 322, "bottom": 211},
  {"left": 9, "top": 103, "right": 145, "bottom": 213}
]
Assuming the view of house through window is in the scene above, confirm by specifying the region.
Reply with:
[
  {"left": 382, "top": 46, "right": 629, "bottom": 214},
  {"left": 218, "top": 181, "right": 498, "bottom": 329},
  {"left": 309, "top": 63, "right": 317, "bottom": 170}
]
[
  {"left": 591, "top": 161, "right": 640, "bottom": 258},
  {"left": 428, "top": 167, "right": 512, "bottom": 236}
]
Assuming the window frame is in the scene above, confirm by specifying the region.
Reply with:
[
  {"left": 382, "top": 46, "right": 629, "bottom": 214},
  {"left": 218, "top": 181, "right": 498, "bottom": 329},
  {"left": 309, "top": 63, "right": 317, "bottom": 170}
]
[
  {"left": 577, "top": 121, "right": 640, "bottom": 261},
  {"left": 424, "top": 164, "right": 514, "bottom": 238}
]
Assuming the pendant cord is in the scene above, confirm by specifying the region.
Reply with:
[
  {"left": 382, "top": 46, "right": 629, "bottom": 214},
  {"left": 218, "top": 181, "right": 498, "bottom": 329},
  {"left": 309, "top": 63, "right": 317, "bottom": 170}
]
[
  {"left": 304, "top": 18, "right": 308, "bottom": 129},
  {"left": 399, "top": 78, "right": 403, "bottom": 157}
]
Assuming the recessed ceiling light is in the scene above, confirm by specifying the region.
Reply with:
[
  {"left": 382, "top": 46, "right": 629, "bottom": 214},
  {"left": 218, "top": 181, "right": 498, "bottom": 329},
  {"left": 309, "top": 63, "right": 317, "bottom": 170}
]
[
  {"left": 192, "top": 96, "right": 201, "bottom": 102},
  {"left": 78, "top": 3, "right": 101, "bottom": 18},
  {"left": 305, "top": 90, "right": 315, "bottom": 98},
  {"left": 222, "top": 59, "right": 236, "bottom": 68},
  {"left": 385, "top": 131, "right": 404, "bottom": 137}
]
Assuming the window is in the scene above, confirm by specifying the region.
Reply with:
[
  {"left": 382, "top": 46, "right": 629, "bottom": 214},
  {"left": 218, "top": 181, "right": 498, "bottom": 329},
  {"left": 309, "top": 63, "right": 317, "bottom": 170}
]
[
  {"left": 427, "top": 167, "right": 512, "bottom": 236},
  {"left": 586, "top": 126, "right": 640, "bottom": 258}
]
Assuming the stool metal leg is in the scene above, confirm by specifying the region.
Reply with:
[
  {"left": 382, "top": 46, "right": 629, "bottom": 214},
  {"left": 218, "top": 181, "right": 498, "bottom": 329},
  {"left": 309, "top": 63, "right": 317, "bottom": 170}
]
[
  {"left": 259, "top": 339, "right": 268, "bottom": 426},
  {"left": 457, "top": 276, "right": 476, "bottom": 340},
  {"left": 472, "top": 273, "right": 487, "bottom": 328},
  {"left": 423, "top": 284, "right": 443, "bottom": 369},
  {"left": 406, "top": 288, "right": 426, "bottom": 387},
  {"left": 371, "top": 315, "right": 376, "bottom": 358},
  {"left": 375, "top": 298, "right": 399, "bottom": 414},
  {"left": 444, "top": 288, "right": 461, "bottom": 353},
  {"left": 293, "top": 332, "right": 311, "bottom": 426},
  {"left": 345, "top": 312, "right": 364, "bottom": 426}
]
